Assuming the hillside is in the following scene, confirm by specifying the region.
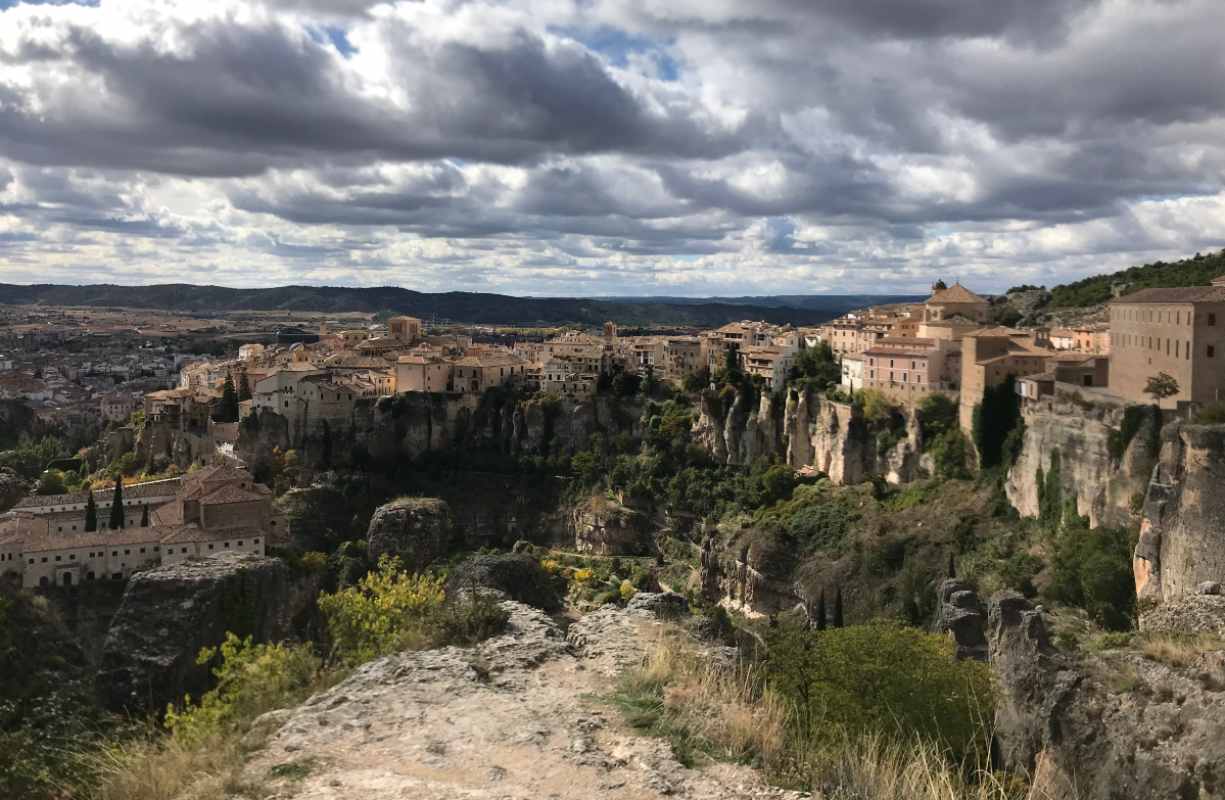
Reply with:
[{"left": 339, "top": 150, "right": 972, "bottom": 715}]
[
  {"left": 0, "top": 284, "right": 904, "bottom": 327},
  {"left": 1048, "top": 249, "right": 1225, "bottom": 308}
]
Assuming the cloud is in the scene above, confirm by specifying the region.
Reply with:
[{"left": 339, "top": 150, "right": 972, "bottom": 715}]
[{"left": 0, "top": 0, "right": 1221, "bottom": 296}]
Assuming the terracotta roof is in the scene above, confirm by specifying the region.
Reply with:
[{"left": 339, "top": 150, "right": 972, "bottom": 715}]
[
  {"left": 159, "top": 524, "right": 266, "bottom": 545},
  {"left": 198, "top": 485, "right": 269, "bottom": 506},
  {"left": 969, "top": 326, "right": 1027, "bottom": 338},
  {"left": 927, "top": 283, "right": 988, "bottom": 305},
  {"left": 13, "top": 477, "right": 181, "bottom": 510},
  {"left": 1111, "top": 286, "right": 1225, "bottom": 304},
  {"left": 21, "top": 525, "right": 168, "bottom": 554}
]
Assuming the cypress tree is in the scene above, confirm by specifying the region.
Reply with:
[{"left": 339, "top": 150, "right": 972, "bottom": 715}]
[
  {"left": 84, "top": 491, "right": 97, "bottom": 532},
  {"left": 140, "top": 503, "right": 150, "bottom": 527},
  {"left": 108, "top": 477, "right": 125, "bottom": 530},
  {"left": 833, "top": 585, "right": 845, "bottom": 629},
  {"left": 216, "top": 372, "right": 239, "bottom": 423},
  {"left": 815, "top": 589, "right": 827, "bottom": 631},
  {"left": 948, "top": 552, "right": 957, "bottom": 579},
  {"left": 238, "top": 371, "right": 252, "bottom": 402}
]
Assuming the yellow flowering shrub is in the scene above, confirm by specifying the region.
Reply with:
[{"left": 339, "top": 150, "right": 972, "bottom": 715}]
[
  {"left": 540, "top": 558, "right": 561, "bottom": 575},
  {"left": 573, "top": 568, "right": 594, "bottom": 583},
  {"left": 317, "top": 555, "right": 447, "bottom": 665},
  {"left": 164, "top": 633, "right": 319, "bottom": 746},
  {"left": 619, "top": 579, "right": 636, "bottom": 602}
]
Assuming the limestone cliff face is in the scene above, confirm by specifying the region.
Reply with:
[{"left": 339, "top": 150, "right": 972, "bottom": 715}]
[
  {"left": 694, "top": 386, "right": 924, "bottom": 486},
  {"left": 96, "top": 553, "right": 290, "bottom": 714},
  {"left": 570, "top": 495, "right": 653, "bottom": 556},
  {"left": 1135, "top": 422, "right": 1225, "bottom": 603},
  {"left": 366, "top": 497, "right": 456, "bottom": 571},
  {"left": 1005, "top": 393, "right": 1158, "bottom": 529},
  {"left": 239, "top": 393, "right": 643, "bottom": 473}
]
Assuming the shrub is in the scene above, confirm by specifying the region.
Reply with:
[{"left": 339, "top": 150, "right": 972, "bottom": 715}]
[
  {"left": 917, "top": 394, "right": 958, "bottom": 443},
  {"left": 1194, "top": 402, "right": 1225, "bottom": 424},
  {"left": 619, "top": 579, "right": 637, "bottom": 602},
  {"left": 927, "top": 429, "right": 970, "bottom": 480},
  {"left": 764, "top": 621, "right": 994, "bottom": 763},
  {"left": 164, "top": 633, "right": 320, "bottom": 746},
  {"left": 1045, "top": 521, "right": 1137, "bottom": 631}
]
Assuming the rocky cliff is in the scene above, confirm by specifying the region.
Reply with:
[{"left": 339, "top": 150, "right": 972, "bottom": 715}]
[
  {"left": 1135, "top": 422, "right": 1225, "bottom": 603},
  {"left": 694, "top": 386, "right": 925, "bottom": 485},
  {"left": 95, "top": 553, "right": 290, "bottom": 713},
  {"left": 988, "top": 592, "right": 1225, "bottom": 800},
  {"left": 366, "top": 496, "right": 456, "bottom": 570},
  {"left": 570, "top": 494, "right": 653, "bottom": 556},
  {"left": 1005, "top": 391, "right": 1159, "bottom": 529},
  {"left": 237, "top": 598, "right": 799, "bottom": 800}
]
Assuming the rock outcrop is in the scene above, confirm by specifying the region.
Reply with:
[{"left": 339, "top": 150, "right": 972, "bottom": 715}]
[
  {"left": 1135, "top": 422, "right": 1225, "bottom": 603},
  {"left": 1140, "top": 593, "right": 1225, "bottom": 635},
  {"left": 95, "top": 553, "right": 290, "bottom": 713},
  {"left": 932, "top": 579, "right": 987, "bottom": 661},
  {"left": 571, "top": 495, "right": 652, "bottom": 556},
  {"left": 1005, "top": 392, "right": 1158, "bottom": 528},
  {"left": 0, "top": 466, "right": 28, "bottom": 513},
  {"left": 276, "top": 481, "right": 359, "bottom": 552},
  {"left": 694, "top": 386, "right": 925, "bottom": 485},
  {"left": 446, "top": 552, "right": 564, "bottom": 612},
  {"left": 989, "top": 592, "right": 1225, "bottom": 800},
  {"left": 241, "top": 600, "right": 800, "bottom": 800},
  {"left": 366, "top": 496, "right": 456, "bottom": 570}
]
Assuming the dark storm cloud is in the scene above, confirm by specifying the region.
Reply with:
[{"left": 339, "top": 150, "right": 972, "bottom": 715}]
[{"left": 0, "top": 15, "right": 751, "bottom": 177}]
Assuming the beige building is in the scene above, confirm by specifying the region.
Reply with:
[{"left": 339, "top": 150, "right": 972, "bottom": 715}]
[
  {"left": 740, "top": 345, "right": 796, "bottom": 389},
  {"left": 388, "top": 316, "right": 423, "bottom": 344},
  {"left": 662, "top": 337, "right": 702, "bottom": 384},
  {"left": 100, "top": 392, "right": 140, "bottom": 423},
  {"left": 2, "top": 466, "right": 280, "bottom": 588},
  {"left": 957, "top": 328, "right": 1059, "bottom": 432},
  {"left": 396, "top": 352, "right": 452, "bottom": 393},
  {"left": 921, "top": 283, "right": 990, "bottom": 324},
  {"left": 1108, "top": 281, "right": 1225, "bottom": 407},
  {"left": 13, "top": 477, "right": 183, "bottom": 535}
]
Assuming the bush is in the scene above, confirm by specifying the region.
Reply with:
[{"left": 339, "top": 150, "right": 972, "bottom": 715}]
[
  {"left": 927, "top": 429, "right": 970, "bottom": 480},
  {"left": 917, "top": 394, "right": 957, "bottom": 443},
  {"left": 1193, "top": 402, "right": 1225, "bottom": 424},
  {"left": 765, "top": 621, "right": 994, "bottom": 763},
  {"left": 1045, "top": 519, "right": 1137, "bottom": 631},
  {"left": 319, "top": 555, "right": 507, "bottom": 665},
  {"left": 164, "top": 633, "right": 320, "bottom": 746}
]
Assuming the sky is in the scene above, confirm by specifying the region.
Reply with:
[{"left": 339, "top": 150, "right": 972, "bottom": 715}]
[{"left": 0, "top": 0, "right": 1223, "bottom": 297}]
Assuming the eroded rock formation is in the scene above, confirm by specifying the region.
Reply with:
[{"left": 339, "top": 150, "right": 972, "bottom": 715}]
[
  {"left": 96, "top": 553, "right": 290, "bottom": 713},
  {"left": 571, "top": 494, "right": 652, "bottom": 556},
  {"left": 1135, "top": 422, "right": 1225, "bottom": 603},
  {"left": 989, "top": 592, "right": 1225, "bottom": 800},
  {"left": 366, "top": 496, "right": 456, "bottom": 570}
]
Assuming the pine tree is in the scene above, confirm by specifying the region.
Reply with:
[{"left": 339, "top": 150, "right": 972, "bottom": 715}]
[
  {"left": 238, "top": 371, "right": 252, "bottom": 402},
  {"left": 815, "top": 589, "right": 827, "bottom": 631},
  {"left": 108, "top": 477, "right": 125, "bottom": 530},
  {"left": 833, "top": 585, "right": 845, "bottom": 628},
  {"left": 84, "top": 491, "right": 97, "bottom": 532},
  {"left": 140, "top": 503, "right": 150, "bottom": 527},
  {"left": 216, "top": 372, "right": 240, "bottom": 423}
]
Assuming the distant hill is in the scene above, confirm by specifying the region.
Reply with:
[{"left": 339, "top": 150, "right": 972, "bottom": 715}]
[
  {"left": 1048, "top": 249, "right": 1225, "bottom": 308},
  {"left": 601, "top": 294, "right": 923, "bottom": 311},
  {"left": 0, "top": 283, "right": 912, "bottom": 328}
]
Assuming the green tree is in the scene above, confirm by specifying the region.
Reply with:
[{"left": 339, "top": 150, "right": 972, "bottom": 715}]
[
  {"left": 791, "top": 342, "right": 840, "bottom": 389},
  {"left": 815, "top": 589, "right": 826, "bottom": 631},
  {"left": 832, "top": 585, "right": 845, "bottom": 628},
  {"left": 140, "top": 503, "right": 150, "bottom": 527},
  {"left": 108, "top": 477, "right": 125, "bottom": 530},
  {"left": 765, "top": 621, "right": 993, "bottom": 761},
  {"left": 34, "top": 469, "right": 66, "bottom": 496},
  {"left": 214, "top": 372, "right": 240, "bottom": 423},
  {"left": 972, "top": 375, "right": 1021, "bottom": 469},
  {"left": 84, "top": 491, "right": 97, "bottom": 532},
  {"left": 1144, "top": 371, "right": 1180, "bottom": 403},
  {"left": 237, "top": 371, "right": 252, "bottom": 402}
]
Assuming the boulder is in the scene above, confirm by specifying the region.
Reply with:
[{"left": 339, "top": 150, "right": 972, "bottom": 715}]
[
  {"left": 276, "top": 484, "right": 357, "bottom": 552},
  {"left": 446, "top": 553, "right": 562, "bottom": 612},
  {"left": 1198, "top": 581, "right": 1223, "bottom": 596},
  {"left": 571, "top": 495, "right": 652, "bottom": 556},
  {"left": 0, "top": 466, "right": 28, "bottom": 512},
  {"left": 626, "top": 591, "right": 689, "bottom": 619},
  {"left": 933, "top": 578, "right": 988, "bottom": 661},
  {"left": 1140, "top": 593, "right": 1225, "bottom": 636},
  {"left": 366, "top": 497, "right": 455, "bottom": 571},
  {"left": 95, "top": 553, "right": 290, "bottom": 713}
]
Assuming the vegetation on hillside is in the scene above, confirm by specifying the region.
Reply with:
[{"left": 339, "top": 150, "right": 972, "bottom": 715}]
[{"left": 1049, "top": 249, "right": 1225, "bottom": 308}]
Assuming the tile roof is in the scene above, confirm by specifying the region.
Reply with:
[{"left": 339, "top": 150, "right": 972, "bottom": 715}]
[
  {"left": 159, "top": 524, "right": 266, "bottom": 544},
  {"left": 1111, "top": 286, "right": 1225, "bottom": 304},
  {"left": 13, "top": 477, "right": 181, "bottom": 510},
  {"left": 198, "top": 484, "right": 270, "bottom": 506},
  {"left": 21, "top": 525, "right": 168, "bottom": 554},
  {"left": 927, "top": 283, "right": 988, "bottom": 305}
]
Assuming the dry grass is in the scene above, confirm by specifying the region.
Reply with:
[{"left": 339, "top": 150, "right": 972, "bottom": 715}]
[
  {"left": 1137, "top": 632, "right": 1225, "bottom": 668},
  {"left": 616, "top": 635, "right": 1073, "bottom": 800},
  {"left": 77, "top": 732, "right": 260, "bottom": 800}
]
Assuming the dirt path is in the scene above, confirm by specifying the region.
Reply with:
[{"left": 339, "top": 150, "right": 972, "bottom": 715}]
[{"left": 240, "top": 599, "right": 804, "bottom": 800}]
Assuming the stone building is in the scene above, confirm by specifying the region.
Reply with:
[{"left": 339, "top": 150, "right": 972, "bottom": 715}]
[
  {"left": 861, "top": 337, "right": 960, "bottom": 401},
  {"left": 1108, "top": 279, "right": 1225, "bottom": 406},
  {"left": 1, "top": 466, "right": 281, "bottom": 588}
]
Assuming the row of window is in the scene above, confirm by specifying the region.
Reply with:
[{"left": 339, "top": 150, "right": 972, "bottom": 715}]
[
  {"left": 1116, "top": 308, "right": 1216, "bottom": 326},
  {"left": 1117, "top": 335, "right": 1211, "bottom": 360},
  {"left": 23, "top": 538, "right": 259, "bottom": 565},
  {"left": 867, "top": 370, "right": 928, "bottom": 384}
]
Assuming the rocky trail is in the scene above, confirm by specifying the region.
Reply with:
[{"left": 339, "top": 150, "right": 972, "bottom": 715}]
[{"left": 239, "top": 596, "right": 804, "bottom": 800}]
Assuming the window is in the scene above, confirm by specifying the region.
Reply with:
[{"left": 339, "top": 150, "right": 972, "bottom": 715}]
[
  {"left": 1209, "top": 346, "right": 1216, "bottom": 358},
  {"left": 41, "top": 557, "right": 47, "bottom": 563},
  {"left": 1211, "top": 313, "right": 1218, "bottom": 326}
]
